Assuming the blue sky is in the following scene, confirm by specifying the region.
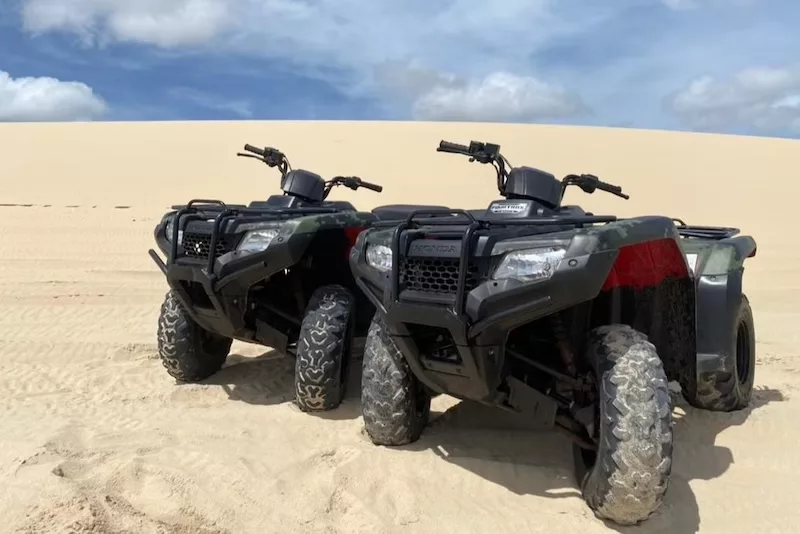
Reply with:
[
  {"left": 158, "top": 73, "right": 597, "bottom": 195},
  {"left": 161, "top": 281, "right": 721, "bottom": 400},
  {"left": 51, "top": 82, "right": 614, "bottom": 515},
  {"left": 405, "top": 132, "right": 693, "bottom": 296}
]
[{"left": 1, "top": 0, "right": 799, "bottom": 137}]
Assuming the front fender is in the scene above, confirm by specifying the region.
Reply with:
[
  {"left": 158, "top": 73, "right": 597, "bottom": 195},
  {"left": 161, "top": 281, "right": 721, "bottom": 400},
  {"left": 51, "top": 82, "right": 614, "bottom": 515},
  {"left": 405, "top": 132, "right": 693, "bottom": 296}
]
[{"left": 214, "top": 211, "right": 378, "bottom": 290}]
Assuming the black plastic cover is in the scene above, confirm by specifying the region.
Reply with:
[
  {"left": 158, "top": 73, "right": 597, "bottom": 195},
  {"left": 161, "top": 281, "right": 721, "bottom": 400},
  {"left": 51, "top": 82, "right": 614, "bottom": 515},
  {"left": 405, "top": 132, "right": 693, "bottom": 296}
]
[
  {"left": 281, "top": 169, "right": 326, "bottom": 202},
  {"left": 505, "top": 166, "right": 562, "bottom": 208}
]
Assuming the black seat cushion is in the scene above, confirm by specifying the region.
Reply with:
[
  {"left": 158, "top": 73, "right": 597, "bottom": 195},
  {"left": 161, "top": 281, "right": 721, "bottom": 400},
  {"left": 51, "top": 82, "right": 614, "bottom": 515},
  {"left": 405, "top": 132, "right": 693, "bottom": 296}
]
[{"left": 371, "top": 204, "right": 451, "bottom": 221}]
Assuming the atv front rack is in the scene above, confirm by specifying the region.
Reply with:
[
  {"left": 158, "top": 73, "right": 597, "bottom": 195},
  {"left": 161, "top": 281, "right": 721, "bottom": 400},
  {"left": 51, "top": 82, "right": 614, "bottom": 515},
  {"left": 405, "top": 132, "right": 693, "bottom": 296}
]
[
  {"left": 388, "top": 208, "right": 617, "bottom": 316},
  {"left": 157, "top": 198, "right": 339, "bottom": 277}
]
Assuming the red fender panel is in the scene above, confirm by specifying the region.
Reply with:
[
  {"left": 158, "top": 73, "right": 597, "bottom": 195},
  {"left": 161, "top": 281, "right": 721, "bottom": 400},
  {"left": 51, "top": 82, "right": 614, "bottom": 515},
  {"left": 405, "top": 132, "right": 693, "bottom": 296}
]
[{"left": 601, "top": 237, "right": 690, "bottom": 291}]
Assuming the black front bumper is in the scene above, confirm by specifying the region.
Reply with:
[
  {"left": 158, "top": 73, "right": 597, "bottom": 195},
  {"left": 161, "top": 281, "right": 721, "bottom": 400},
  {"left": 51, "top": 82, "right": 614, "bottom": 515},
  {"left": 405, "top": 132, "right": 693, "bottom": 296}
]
[
  {"left": 149, "top": 200, "right": 323, "bottom": 351},
  {"left": 351, "top": 211, "right": 617, "bottom": 403}
]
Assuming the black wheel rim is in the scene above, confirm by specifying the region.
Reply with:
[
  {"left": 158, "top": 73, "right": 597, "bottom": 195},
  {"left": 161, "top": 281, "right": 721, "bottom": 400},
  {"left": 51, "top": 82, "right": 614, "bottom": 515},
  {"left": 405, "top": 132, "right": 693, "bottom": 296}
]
[{"left": 735, "top": 320, "right": 752, "bottom": 385}]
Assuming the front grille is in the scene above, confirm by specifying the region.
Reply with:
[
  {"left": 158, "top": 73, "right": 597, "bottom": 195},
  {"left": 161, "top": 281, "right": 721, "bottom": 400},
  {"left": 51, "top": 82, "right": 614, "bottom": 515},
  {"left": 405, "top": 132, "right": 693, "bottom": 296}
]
[
  {"left": 399, "top": 257, "right": 488, "bottom": 295},
  {"left": 181, "top": 232, "right": 234, "bottom": 259}
]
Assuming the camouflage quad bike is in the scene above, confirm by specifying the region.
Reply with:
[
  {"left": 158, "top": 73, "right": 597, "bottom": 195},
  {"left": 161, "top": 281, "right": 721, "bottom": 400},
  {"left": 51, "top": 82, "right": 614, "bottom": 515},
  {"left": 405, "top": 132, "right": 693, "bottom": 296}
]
[
  {"left": 348, "top": 140, "right": 757, "bottom": 524},
  {"left": 148, "top": 143, "right": 448, "bottom": 412}
]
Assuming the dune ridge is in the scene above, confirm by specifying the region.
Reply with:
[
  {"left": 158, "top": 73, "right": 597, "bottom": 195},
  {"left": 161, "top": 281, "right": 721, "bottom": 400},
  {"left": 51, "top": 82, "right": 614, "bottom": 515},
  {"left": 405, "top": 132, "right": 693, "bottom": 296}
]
[{"left": 1, "top": 121, "right": 798, "bottom": 533}]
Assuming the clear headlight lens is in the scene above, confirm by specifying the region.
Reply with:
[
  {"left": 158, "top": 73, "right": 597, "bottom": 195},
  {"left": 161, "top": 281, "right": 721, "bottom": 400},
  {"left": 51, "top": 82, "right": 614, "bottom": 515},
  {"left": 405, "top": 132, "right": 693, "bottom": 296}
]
[
  {"left": 238, "top": 226, "right": 282, "bottom": 253},
  {"left": 164, "top": 215, "right": 183, "bottom": 244},
  {"left": 493, "top": 246, "right": 566, "bottom": 282},
  {"left": 366, "top": 244, "right": 392, "bottom": 272}
]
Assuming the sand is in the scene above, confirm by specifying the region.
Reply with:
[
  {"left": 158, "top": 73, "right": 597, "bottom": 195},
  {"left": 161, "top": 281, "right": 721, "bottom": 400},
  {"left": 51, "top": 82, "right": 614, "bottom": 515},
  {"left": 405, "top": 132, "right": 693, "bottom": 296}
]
[{"left": 0, "top": 120, "right": 798, "bottom": 534}]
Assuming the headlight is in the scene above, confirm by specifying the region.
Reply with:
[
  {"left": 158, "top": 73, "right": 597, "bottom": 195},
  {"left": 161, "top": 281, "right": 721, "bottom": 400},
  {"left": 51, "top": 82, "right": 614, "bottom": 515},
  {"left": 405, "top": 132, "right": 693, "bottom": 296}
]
[
  {"left": 366, "top": 244, "right": 392, "bottom": 272},
  {"left": 492, "top": 246, "right": 566, "bottom": 282},
  {"left": 164, "top": 215, "right": 183, "bottom": 244},
  {"left": 238, "top": 226, "right": 282, "bottom": 253}
]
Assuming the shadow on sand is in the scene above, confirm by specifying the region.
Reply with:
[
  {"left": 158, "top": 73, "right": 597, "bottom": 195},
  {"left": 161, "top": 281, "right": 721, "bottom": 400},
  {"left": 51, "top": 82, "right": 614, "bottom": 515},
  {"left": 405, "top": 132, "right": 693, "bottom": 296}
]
[
  {"left": 199, "top": 346, "right": 365, "bottom": 420},
  {"left": 190, "top": 346, "right": 785, "bottom": 531},
  {"left": 402, "top": 385, "right": 786, "bottom": 533}
]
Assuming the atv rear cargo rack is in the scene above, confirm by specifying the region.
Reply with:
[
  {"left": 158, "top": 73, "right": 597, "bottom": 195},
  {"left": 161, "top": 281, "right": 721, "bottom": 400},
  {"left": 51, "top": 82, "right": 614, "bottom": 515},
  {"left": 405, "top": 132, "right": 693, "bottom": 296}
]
[
  {"left": 160, "top": 198, "right": 340, "bottom": 276},
  {"left": 672, "top": 219, "right": 740, "bottom": 240},
  {"left": 388, "top": 208, "right": 618, "bottom": 316}
]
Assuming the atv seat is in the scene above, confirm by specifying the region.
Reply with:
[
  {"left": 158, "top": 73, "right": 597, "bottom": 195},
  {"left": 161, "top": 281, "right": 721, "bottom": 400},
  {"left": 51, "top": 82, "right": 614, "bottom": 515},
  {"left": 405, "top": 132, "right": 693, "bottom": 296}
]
[{"left": 371, "top": 204, "right": 451, "bottom": 221}]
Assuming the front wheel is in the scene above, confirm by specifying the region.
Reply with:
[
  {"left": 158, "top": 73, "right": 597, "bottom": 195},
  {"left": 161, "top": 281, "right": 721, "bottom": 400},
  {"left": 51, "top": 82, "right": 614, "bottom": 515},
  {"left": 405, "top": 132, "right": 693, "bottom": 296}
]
[
  {"left": 361, "top": 315, "right": 431, "bottom": 446},
  {"left": 157, "top": 291, "right": 232, "bottom": 382},
  {"left": 294, "top": 284, "right": 356, "bottom": 412},
  {"left": 573, "top": 324, "right": 673, "bottom": 525}
]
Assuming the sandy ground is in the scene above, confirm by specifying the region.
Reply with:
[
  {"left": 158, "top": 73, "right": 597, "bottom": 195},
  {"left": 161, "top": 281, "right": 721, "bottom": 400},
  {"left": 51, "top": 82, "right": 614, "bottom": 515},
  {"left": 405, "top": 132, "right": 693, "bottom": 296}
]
[{"left": 1, "top": 121, "right": 799, "bottom": 533}]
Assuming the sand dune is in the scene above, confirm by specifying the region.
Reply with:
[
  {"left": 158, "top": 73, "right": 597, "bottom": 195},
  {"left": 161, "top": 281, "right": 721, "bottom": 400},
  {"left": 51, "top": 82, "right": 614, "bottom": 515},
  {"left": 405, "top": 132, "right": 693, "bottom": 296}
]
[{"left": 1, "top": 120, "right": 799, "bottom": 533}]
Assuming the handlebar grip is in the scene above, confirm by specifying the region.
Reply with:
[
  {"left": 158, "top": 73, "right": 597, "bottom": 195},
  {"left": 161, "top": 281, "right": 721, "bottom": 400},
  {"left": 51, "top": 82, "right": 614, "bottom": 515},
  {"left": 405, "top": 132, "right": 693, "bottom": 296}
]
[
  {"left": 597, "top": 181, "right": 622, "bottom": 194},
  {"left": 360, "top": 181, "right": 383, "bottom": 193},
  {"left": 244, "top": 144, "right": 265, "bottom": 156},
  {"left": 437, "top": 140, "right": 471, "bottom": 154}
]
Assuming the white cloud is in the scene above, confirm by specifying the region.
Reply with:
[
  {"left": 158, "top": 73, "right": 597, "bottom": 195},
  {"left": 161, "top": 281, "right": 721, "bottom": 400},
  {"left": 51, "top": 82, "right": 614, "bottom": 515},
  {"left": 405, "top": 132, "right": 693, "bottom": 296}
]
[
  {"left": 0, "top": 70, "right": 108, "bottom": 122},
  {"left": 20, "top": 0, "right": 232, "bottom": 48},
  {"left": 666, "top": 65, "right": 800, "bottom": 133},
  {"left": 411, "top": 72, "right": 587, "bottom": 122},
  {"left": 15, "top": 0, "right": 788, "bottom": 130},
  {"left": 16, "top": 0, "right": 599, "bottom": 122}
]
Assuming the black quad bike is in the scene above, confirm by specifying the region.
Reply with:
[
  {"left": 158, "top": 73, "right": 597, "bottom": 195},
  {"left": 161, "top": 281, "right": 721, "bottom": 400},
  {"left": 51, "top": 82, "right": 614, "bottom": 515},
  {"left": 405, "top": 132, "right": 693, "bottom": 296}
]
[
  {"left": 348, "top": 140, "right": 757, "bottom": 524},
  {"left": 148, "top": 143, "right": 449, "bottom": 412}
]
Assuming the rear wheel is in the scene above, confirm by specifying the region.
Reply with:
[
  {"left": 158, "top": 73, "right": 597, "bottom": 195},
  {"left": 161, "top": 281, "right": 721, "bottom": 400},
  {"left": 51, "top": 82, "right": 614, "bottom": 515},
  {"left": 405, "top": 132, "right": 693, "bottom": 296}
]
[
  {"left": 361, "top": 315, "right": 431, "bottom": 446},
  {"left": 572, "top": 324, "right": 673, "bottom": 525},
  {"left": 157, "top": 291, "right": 231, "bottom": 382},
  {"left": 684, "top": 294, "right": 755, "bottom": 411},
  {"left": 294, "top": 284, "right": 355, "bottom": 412}
]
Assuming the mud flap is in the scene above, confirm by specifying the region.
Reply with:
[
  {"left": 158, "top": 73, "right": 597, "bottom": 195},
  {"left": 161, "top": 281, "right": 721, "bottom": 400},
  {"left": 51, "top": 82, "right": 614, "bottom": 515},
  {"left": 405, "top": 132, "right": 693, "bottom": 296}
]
[{"left": 506, "top": 376, "right": 558, "bottom": 427}]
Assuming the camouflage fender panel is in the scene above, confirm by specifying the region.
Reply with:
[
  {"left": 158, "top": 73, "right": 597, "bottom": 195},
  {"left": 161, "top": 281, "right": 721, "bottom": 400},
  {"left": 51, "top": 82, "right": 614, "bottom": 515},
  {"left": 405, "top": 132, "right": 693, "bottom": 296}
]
[
  {"left": 278, "top": 211, "right": 378, "bottom": 236},
  {"left": 568, "top": 216, "right": 683, "bottom": 257}
]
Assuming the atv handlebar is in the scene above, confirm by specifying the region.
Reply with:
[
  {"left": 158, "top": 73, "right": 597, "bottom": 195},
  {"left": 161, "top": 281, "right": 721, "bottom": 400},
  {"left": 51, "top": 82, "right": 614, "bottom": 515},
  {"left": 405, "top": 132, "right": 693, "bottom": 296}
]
[
  {"left": 561, "top": 174, "right": 629, "bottom": 200},
  {"left": 437, "top": 139, "right": 629, "bottom": 202},
  {"left": 437, "top": 139, "right": 511, "bottom": 194},
  {"left": 237, "top": 143, "right": 292, "bottom": 175},
  {"left": 326, "top": 176, "right": 383, "bottom": 193},
  {"left": 596, "top": 180, "right": 629, "bottom": 199}
]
